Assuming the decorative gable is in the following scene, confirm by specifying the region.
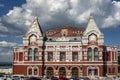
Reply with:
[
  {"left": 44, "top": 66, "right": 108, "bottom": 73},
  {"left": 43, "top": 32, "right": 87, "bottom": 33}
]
[
  {"left": 23, "top": 17, "right": 43, "bottom": 46},
  {"left": 24, "top": 17, "right": 43, "bottom": 37},
  {"left": 82, "top": 14, "right": 104, "bottom": 45}
]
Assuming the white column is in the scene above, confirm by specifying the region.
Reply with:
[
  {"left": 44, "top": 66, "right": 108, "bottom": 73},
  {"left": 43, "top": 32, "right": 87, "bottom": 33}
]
[
  {"left": 14, "top": 51, "right": 16, "bottom": 61},
  {"left": 18, "top": 51, "right": 19, "bottom": 62},
  {"left": 79, "top": 49, "right": 82, "bottom": 61},
  {"left": 111, "top": 51, "right": 112, "bottom": 62},
  {"left": 114, "top": 51, "right": 115, "bottom": 61},
  {"left": 92, "top": 49, "right": 94, "bottom": 61},
  {"left": 57, "top": 51, "right": 59, "bottom": 61},
  {"left": 55, "top": 48, "right": 57, "bottom": 61}
]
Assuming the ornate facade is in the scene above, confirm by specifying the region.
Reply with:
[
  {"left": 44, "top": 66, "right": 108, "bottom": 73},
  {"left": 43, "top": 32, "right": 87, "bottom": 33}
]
[{"left": 13, "top": 15, "right": 118, "bottom": 78}]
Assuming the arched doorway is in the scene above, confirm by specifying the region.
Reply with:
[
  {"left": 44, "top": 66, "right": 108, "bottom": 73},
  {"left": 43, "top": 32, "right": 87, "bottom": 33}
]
[
  {"left": 59, "top": 67, "right": 66, "bottom": 77},
  {"left": 72, "top": 67, "right": 78, "bottom": 78},
  {"left": 46, "top": 67, "right": 54, "bottom": 76}
]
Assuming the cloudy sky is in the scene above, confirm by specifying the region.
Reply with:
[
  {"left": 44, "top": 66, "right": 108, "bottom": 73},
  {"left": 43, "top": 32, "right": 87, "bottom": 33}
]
[{"left": 0, "top": 0, "right": 120, "bottom": 62}]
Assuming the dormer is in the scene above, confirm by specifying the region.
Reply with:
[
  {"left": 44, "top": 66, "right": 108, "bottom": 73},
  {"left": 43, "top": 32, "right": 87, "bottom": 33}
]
[{"left": 23, "top": 17, "right": 43, "bottom": 46}]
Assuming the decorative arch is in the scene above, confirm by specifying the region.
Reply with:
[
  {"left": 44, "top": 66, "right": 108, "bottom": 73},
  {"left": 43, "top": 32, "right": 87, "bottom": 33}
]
[
  {"left": 58, "top": 66, "right": 68, "bottom": 71},
  {"left": 46, "top": 66, "right": 55, "bottom": 70},
  {"left": 29, "top": 34, "right": 37, "bottom": 44},
  {"left": 89, "top": 33, "right": 97, "bottom": 42},
  {"left": 27, "top": 32, "right": 40, "bottom": 40},
  {"left": 86, "top": 30, "right": 100, "bottom": 37},
  {"left": 70, "top": 66, "right": 80, "bottom": 71}
]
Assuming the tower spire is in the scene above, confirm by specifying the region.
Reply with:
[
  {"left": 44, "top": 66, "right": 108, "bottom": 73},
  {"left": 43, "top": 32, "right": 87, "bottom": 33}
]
[
  {"left": 89, "top": 0, "right": 93, "bottom": 19},
  {"left": 24, "top": 17, "right": 43, "bottom": 37},
  {"left": 84, "top": 14, "right": 102, "bottom": 35}
]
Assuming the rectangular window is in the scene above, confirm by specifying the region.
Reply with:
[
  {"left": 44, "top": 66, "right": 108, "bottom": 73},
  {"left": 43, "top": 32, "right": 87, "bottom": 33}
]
[
  {"left": 48, "top": 52, "right": 53, "bottom": 61},
  {"left": 60, "top": 52, "right": 65, "bottom": 61},
  {"left": 72, "top": 52, "right": 78, "bottom": 61}
]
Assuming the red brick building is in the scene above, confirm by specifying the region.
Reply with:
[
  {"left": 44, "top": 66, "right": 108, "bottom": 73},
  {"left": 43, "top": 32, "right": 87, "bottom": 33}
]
[{"left": 13, "top": 15, "right": 118, "bottom": 78}]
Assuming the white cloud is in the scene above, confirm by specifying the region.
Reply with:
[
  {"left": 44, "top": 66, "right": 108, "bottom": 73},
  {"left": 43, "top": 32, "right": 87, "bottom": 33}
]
[
  {"left": 0, "top": 0, "right": 120, "bottom": 35},
  {"left": 0, "top": 41, "right": 21, "bottom": 62},
  {"left": 0, "top": 51, "right": 12, "bottom": 56},
  {"left": 0, "top": 41, "right": 18, "bottom": 47}
]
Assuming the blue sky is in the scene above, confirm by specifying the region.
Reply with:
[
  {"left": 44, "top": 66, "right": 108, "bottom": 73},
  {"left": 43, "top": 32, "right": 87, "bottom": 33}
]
[{"left": 0, "top": 0, "right": 120, "bottom": 62}]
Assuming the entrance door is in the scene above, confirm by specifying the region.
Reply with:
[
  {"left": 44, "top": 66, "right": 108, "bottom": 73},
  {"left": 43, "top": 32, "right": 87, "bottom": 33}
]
[
  {"left": 59, "top": 67, "right": 66, "bottom": 77},
  {"left": 88, "top": 68, "right": 98, "bottom": 77}
]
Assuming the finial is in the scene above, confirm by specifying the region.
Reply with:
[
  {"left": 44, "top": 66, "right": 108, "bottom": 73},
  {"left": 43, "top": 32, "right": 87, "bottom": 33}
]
[
  {"left": 89, "top": 12, "right": 94, "bottom": 19},
  {"left": 34, "top": 16, "right": 38, "bottom": 21}
]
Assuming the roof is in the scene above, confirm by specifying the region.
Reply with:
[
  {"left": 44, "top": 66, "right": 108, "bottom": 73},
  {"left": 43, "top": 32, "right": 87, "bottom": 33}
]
[{"left": 45, "top": 26, "right": 84, "bottom": 37}]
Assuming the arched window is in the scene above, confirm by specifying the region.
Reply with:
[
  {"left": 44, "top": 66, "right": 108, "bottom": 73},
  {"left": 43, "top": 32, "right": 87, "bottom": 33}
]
[
  {"left": 34, "top": 48, "right": 39, "bottom": 61},
  {"left": 28, "top": 48, "right": 32, "bottom": 61},
  {"left": 59, "top": 67, "right": 66, "bottom": 77},
  {"left": 72, "top": 67, "right": 78, "bottom": 77},
  {"left": 88, "top": 48, "right": 92, "bottom": 61},
  {"left": 46, "top": 67, "right": 53, "bottom": 76},
  {"left": 94, "top": 48, "right": 98, "bottom": 61},
  {"left": 34, "top": 68, "right": 38, "bottom": 75},
  {"left": 28, "top": 68, "right": 32, "bottom": 75}
]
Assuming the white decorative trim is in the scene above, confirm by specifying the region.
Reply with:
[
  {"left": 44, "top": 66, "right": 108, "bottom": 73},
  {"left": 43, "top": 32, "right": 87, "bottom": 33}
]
[{"left": 14, "top": 63, "right": 117, "bottom": 66}]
